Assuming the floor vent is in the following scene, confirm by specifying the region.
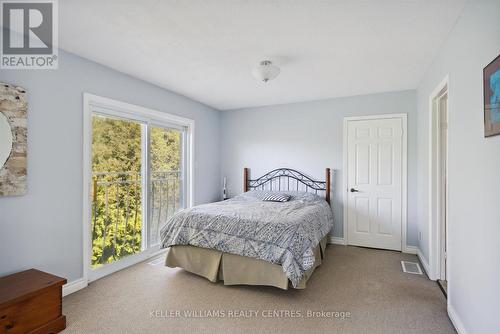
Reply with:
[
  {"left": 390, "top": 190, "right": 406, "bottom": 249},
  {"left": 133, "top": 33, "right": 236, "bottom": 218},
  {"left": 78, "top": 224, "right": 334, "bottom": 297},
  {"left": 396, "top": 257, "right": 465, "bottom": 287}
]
[
  {"left": 148, "top": 257, "right": 164, "bottom": 266},
  {"left": 401, "top": 261, "right": 423, "bottom": 275}
]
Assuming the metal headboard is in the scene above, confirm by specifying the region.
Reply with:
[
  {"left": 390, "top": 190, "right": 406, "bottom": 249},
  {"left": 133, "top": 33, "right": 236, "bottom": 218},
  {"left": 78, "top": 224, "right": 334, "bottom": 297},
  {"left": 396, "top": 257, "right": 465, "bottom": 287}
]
[{"left": 243, "top": 168, "right": 331, "bottom": 204}]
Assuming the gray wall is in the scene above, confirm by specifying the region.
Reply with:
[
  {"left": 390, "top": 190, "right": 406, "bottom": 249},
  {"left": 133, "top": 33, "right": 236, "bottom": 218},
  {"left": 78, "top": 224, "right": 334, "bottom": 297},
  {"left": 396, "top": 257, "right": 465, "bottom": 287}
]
[
  {"left": 0, "top": 48, "right": 221, "bottom": 282},
  {"left": 220, "top": 90, "right": 418, "bottom": 245},
  {"left": 416, "top": 1, "right": 500, "bottom": 332}
]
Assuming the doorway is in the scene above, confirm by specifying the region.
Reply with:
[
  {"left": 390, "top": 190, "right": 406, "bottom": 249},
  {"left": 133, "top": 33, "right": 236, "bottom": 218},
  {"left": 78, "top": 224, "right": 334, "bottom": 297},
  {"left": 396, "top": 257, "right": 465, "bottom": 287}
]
[
  {"left": 343, "top": 114, "right": 408, "bottom": 251},
  {"left": 83, "top": 94, "right": 194, "bottom": 283},
  {"left": 430, "top": 79, "right": 449, "bottom": 292}
]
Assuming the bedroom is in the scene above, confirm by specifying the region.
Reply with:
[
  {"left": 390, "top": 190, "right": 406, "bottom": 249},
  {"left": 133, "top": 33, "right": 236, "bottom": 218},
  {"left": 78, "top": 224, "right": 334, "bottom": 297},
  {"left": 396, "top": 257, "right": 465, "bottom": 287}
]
[{"left": 0, "top": 1, "right": 499, "bottom": 333}]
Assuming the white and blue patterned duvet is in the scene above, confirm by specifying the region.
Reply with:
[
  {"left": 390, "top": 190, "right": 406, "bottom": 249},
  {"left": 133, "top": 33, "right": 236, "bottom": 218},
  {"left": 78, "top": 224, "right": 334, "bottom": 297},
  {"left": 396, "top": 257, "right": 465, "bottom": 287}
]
[{"left": 160, "top": 191, "right": 333, "bottom": 287}]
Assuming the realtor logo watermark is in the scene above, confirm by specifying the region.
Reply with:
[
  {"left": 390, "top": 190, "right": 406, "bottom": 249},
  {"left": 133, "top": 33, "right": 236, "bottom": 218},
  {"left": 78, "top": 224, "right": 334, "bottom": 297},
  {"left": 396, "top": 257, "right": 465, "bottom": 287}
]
[{"left": 1, "top": 0, "right": 58, "bottom": 69}]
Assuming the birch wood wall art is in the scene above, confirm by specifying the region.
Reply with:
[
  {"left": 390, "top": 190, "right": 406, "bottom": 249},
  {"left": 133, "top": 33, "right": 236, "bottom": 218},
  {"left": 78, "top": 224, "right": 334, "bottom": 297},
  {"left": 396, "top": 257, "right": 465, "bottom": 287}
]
[{"left": 0, "top": 83, "right": 27, "bottom": 196}]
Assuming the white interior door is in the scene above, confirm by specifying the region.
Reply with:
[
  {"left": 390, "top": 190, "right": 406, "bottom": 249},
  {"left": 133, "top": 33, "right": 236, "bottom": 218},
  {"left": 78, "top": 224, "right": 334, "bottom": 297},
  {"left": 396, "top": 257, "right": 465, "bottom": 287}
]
[{"left": 345, "top": 115, "right": 407, "bottom": 251}]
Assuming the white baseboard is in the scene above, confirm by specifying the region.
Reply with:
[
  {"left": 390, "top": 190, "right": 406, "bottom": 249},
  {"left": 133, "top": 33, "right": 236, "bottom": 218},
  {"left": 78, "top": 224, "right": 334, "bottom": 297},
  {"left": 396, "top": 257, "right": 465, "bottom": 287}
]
[
  {"left": 64, "top": 249, "right": 166, "bottom": 297},
  {"left": 62, "top": 277, "right": 88, "bottom": 297},
  {"left": 329, "top": 236, "right": 346, "bottom": 245},
  {"left": 403, "top": 245, "right": 418, "bottom": 254},
  {"left": 416, "top": 248, "right": 431, "bottom": 279},
  {"left": 448, "top": 305, "right": 468, "bottom": 334}
]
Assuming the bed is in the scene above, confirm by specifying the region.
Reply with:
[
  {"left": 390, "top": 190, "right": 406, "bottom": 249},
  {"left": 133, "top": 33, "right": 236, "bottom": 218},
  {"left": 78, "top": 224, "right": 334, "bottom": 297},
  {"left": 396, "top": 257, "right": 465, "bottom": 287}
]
[{"left": 160, "top": 168, "right": 333, "bottom": 289}]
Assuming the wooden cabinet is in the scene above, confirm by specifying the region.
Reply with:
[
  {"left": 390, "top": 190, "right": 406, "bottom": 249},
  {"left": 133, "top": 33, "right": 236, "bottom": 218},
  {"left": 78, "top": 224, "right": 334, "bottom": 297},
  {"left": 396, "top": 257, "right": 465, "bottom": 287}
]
[{"left": 0, "top": 269, "right": 66, "bottom": 334}]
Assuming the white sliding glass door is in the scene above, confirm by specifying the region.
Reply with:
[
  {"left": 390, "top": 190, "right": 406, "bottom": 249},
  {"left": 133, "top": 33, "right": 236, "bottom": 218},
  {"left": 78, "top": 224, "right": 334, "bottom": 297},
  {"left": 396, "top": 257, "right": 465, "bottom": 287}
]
[
  {"left": 84, "top": 94, "right": 193, "bottom": 282},
  {"left": 91, "top": 115, "right": 145, "bottom": 268},
  {"left": 149, "top": 125, "right": 186, "bottom": 247}
]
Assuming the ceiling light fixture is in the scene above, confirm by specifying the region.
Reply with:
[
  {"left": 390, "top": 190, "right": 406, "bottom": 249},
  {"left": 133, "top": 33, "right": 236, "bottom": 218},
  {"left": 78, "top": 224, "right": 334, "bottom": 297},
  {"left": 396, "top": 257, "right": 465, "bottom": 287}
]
[{"left": 252, "top": 60, "right": 280, "bottom": 83}]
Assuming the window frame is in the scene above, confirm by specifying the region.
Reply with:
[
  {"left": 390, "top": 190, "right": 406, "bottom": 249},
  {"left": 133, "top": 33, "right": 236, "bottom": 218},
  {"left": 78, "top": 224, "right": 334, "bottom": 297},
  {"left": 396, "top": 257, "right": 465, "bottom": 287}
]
[{"left": 83, "top": 93, "right": 194, "bottom": 283}]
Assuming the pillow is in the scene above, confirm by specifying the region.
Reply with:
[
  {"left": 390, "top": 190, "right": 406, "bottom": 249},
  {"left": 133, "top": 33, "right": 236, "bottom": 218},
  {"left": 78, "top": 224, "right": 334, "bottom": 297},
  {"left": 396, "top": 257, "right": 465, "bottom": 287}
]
[{"left": 262, "top": 193, "right": 291, "bottom": 202}]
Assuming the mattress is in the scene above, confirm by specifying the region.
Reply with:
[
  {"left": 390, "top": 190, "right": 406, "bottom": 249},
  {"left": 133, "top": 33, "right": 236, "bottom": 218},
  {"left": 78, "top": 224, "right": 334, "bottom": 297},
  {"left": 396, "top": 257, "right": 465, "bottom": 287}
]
[{"left": 165, "top": 236, "right": 328, "bottom": 290}]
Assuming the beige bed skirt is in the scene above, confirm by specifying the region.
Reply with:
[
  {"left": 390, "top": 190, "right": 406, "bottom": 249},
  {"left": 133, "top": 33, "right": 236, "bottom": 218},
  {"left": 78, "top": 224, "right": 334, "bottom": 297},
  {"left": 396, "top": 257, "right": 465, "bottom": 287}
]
[{"left": 164, "top": 236, "right": 328, "bottom": 290}]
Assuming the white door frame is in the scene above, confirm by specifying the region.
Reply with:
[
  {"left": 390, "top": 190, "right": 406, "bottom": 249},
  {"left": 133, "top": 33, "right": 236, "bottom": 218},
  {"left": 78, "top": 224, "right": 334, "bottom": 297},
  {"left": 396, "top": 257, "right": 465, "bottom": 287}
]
[
  {"left": 428, "top": 76, "right": 449, "bottom": 281},
  {"left": 82, "top": 93, "right": 195, "bottom": 284},
  {"left": 342, "top": 113, "right": 408, "bottom": 252}
]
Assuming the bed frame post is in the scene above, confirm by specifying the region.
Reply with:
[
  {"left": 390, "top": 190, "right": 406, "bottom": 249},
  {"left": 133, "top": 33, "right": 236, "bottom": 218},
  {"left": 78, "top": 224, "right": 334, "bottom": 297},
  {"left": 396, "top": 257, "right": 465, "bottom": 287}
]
[
  {"left": 243, "top": 168, "right": 249, "bottom": 192},
  {"left": 325, "top": 168, "right": 331, "bottom": 204}
]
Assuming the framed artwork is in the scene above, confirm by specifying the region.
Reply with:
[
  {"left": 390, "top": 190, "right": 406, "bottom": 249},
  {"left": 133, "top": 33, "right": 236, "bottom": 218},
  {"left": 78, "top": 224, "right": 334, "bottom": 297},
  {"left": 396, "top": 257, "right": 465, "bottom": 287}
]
[
  {"left": 0, "top": 83, "right": 27, "bottom": 196},
  {"left": 484, "top": 54, "right": 500, "bottom": 137}
]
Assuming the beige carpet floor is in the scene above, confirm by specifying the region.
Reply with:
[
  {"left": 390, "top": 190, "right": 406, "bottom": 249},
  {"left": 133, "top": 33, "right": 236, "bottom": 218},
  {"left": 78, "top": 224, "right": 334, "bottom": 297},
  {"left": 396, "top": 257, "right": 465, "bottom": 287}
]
[{"left": 62, "top": 245, "right": 455, "bottom": 334}]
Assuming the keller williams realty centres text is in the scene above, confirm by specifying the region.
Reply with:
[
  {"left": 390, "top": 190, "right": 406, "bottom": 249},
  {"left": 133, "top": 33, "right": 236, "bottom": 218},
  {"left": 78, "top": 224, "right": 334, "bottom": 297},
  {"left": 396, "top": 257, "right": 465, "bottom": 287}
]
[{"left": 150, "top": 309, "right": 352, "bottom": 319}]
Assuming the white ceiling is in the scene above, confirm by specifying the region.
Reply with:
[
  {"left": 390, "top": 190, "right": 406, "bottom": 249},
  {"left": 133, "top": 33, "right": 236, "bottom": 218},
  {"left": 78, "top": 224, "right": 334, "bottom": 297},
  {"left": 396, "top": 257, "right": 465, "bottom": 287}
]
[{"left": 60, "top": 0, "right": 466, "bottom": 110}]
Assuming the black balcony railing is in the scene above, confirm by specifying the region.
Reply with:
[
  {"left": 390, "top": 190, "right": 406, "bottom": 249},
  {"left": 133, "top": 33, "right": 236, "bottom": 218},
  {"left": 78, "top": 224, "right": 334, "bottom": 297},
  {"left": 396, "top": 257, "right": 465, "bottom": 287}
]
[{"left": 91, "top": 170, "right": 181, "bottom": 267}]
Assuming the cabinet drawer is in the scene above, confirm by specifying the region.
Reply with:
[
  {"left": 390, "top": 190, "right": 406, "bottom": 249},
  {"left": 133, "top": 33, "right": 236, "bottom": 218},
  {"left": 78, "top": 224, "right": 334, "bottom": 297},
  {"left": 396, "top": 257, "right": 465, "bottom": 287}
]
[{"left": 0, "top": 287, "right": 62, "bottom": 334}]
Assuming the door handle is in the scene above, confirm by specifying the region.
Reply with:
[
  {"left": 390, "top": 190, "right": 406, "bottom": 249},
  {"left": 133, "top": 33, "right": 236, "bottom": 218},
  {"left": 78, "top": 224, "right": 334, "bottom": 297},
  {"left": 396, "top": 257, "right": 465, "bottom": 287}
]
[{"left": 350, "top": 188, "right": 360, "bottom": 193}]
